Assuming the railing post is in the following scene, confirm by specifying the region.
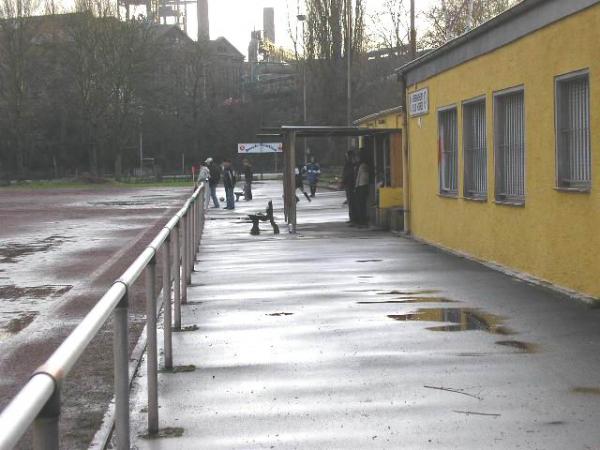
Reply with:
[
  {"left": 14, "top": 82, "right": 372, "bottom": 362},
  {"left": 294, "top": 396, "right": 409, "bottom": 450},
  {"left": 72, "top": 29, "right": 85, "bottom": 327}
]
[
  {"left": 162, "top": 236, "right": 173, "bottom": 370},
  {"left": 173, "top": 222, "right": 181, "bottom": 330},
  {"left": 189, "top": 200, "right": 195, "bottom": 275},
  {"left": 197, "top": 189, "right": 202, "bottom": 244},
  {"left": 182, "top": 212, "right": 189, "bottom": 304},
  {"left": 186, "top": 207, "right": 192, "bottom": 284},
  {"left": 32, "top": 385, "right": 60, "bottom": 450},
  {"left": 113, "top": 294, "right": 130, "bottom": 450},
  {"left": 192, "top": 198, "right": 197, "bottom": 255},
  {"left": 145, "top": 257, "right": 159, "bottom": 434}
]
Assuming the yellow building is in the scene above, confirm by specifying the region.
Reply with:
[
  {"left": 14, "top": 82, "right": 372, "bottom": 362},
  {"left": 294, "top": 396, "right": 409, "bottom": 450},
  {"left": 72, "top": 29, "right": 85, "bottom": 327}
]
[{"left": 395, "top": 0, "right": 600, "bottom": 299}]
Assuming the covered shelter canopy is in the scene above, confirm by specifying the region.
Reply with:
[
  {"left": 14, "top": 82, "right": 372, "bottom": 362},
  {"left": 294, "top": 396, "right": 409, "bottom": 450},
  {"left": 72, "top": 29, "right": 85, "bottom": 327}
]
[{"left": 258, "top": 125, "right": 401, "bottom": 233}]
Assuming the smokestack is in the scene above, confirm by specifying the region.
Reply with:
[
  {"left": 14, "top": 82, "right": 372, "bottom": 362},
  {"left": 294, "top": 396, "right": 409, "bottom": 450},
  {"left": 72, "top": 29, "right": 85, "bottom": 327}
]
[
  {"left": 263, "top": 7, "right": 275, "bottom": 43},
  {"left": 197, "top": 0, "right": 209, "bottom": 41}
]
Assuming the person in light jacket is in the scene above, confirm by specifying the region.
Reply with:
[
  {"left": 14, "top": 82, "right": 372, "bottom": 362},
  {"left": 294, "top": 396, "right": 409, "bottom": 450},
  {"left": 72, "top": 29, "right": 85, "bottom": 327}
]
[
  {"left": 198, "top": 161, "right": 211, "bottom": 209},
  {"left": 341, "top": 150, "right": 356, "bottom": 224},
  {"left": 355, "top": 149, "right": 370, "bottom": 227}
]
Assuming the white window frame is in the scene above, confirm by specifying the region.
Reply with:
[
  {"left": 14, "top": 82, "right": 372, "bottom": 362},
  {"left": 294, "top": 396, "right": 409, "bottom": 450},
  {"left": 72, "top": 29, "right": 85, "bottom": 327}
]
[
  {"left": 555, "top": 69, "right": 592, "bottom": 191},
  {"left": 462, "top": 96, "right": 488, "bottom": 200},
  {"left": 438, "top": 105, "right": 459, "bottom": 196},
  {"left": 493, "top": 86, "right": 526, "bottom": 205}
]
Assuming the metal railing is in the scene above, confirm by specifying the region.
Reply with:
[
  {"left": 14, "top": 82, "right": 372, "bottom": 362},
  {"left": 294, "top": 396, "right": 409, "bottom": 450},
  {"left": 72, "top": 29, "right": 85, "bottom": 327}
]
[{"left": 0, "top": 183, "right": 207, "bottom": 450}]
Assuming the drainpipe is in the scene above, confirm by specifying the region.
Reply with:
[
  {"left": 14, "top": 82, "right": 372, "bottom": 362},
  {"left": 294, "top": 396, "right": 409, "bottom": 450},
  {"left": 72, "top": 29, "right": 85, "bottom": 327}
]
[{"left": 400, "top": 73, "right": 411, "bottom": 235}]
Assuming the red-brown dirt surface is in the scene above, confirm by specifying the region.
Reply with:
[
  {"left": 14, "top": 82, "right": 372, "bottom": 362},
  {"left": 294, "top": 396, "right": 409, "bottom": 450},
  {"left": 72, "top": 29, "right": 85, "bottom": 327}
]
[{"left": 0, "top": 186, "right": 191, "bottom": 449}]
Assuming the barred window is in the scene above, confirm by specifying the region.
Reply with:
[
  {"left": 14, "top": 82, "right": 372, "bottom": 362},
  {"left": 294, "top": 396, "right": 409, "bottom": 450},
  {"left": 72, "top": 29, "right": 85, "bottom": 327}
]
[
  {"left": 463, "top": 99, "right": 487, "bottom": 199},
  {"left": 494, "top": 89, "right": 525, "bottom": 204},
  {"left": 438, "top": 107, "right": 458, "bottom": 195},
  {"left": 556, "top": 71, "right": 591, "bottom": 190}
]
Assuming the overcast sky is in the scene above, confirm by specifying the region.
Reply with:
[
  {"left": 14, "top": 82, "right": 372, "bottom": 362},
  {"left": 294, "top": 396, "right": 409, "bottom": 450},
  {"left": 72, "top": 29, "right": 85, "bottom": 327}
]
[{"left": 189, "top": 0, "right": 437, "bottom": 58}]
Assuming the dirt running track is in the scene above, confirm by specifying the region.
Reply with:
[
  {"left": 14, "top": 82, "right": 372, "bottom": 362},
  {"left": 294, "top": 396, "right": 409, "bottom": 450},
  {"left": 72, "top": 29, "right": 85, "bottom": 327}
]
[{"left": 0, "top": 186, "right": 191, "bottom": 449}]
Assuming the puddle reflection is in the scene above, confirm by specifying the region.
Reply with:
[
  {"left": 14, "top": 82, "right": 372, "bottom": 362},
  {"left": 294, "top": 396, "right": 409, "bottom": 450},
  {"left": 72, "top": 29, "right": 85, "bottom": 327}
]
[
  {"left": 359, "top": 297, "right": 456, "bottom": 304},
  {"left": 387, "top": 308, "right": 514, "bottom": 335}
]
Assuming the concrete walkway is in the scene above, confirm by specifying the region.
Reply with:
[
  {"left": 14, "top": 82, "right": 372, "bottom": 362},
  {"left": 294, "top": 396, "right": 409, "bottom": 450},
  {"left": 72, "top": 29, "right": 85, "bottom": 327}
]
[{"left": 129, "top": 181, "right": 600, "bottom": 449}]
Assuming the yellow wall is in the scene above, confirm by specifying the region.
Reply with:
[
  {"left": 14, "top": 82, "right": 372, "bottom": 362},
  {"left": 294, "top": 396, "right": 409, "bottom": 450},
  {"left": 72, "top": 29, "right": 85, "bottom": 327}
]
[{"left": 407, "top": 5, "right": 600, "bottom": 298}]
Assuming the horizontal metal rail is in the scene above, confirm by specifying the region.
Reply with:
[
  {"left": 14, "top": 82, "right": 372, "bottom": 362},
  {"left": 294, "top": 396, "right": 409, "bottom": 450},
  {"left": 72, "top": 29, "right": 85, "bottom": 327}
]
[{"left": 0, "top": 183, "right": 206, "bottom": 450}]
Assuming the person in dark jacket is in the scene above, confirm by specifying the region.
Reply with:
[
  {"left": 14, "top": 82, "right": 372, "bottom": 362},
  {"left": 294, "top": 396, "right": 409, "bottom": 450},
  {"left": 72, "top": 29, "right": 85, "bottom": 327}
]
[
  {"left": 243, "top": 159, "right": 253, "bottom": 200},
  {"left": 304, "top": 157, "right": 321, "bottom": 197},
  {"left": 223, "top": 159, "right": 236, "bottom": 209},
  {"left": 207, "top": 158, "right": 221, "bottom": 208},
  {"left": 342, "top": 150, "right": 356, "bottom": 223},
  {"left": 295, "top": 166, "right": 311, "bottom": 202}
]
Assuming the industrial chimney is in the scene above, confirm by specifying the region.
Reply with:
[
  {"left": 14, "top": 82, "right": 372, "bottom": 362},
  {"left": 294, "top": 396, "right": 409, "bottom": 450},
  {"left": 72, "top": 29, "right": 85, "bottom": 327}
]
[
  {"left": 197, "top": 0, "right": 209, "bottom": 41},
  {"left": 263, "top": 7, "right": 275, "bottom": 43}
]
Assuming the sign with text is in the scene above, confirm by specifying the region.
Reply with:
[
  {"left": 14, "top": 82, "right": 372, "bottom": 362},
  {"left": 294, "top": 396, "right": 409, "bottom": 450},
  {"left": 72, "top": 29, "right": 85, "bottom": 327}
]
[
  {"left": 409, "top": 88, "right": 429, "bottom": 117},
  {"left": 238, "top": 143, "right": 283, "bottom": 154}
]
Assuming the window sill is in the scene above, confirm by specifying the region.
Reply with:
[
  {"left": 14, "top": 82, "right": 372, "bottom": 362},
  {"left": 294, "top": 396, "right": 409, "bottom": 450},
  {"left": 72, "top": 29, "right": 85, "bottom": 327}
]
[
  {"left": 438, "top": 192, "right": 458, "bottom": 199},
  {"left": 494, "top": 199, "right": 525, "bottom": 207},
  {"left": 463, "top": 195, "right": 488, "bottom": 203},
  {"left": 554, "top": 186, "right": 591, "bottom": 194}
]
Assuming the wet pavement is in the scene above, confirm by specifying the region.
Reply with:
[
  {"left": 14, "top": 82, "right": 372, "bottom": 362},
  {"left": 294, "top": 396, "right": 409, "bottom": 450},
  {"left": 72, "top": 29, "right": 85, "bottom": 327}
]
[{"left": 129, "top": 181, "right": 600, "bottom": 449}]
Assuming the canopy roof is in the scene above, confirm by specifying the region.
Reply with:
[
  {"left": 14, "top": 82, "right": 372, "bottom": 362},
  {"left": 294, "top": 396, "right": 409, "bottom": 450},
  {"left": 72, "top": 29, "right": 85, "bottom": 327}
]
[{"left": 259, "top": 126, "right": 400, "bottom": 139}]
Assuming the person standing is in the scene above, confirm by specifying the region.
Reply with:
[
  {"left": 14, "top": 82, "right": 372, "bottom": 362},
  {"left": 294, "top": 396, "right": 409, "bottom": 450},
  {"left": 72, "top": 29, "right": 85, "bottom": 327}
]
[
  {"left": 207, "top": 158, "right": 221, "bottom": 208},
  {"left": 295, "top": 165, "right": 311, "bottom": 202},
  {"left": 243, "top": 159, "right": 253, "bottom": 200},
  {"left": 355, "top": 149, "right": 370, "bottom": 227},
  {"left": 198, "top": 161, "right": 211, "bottom": 209},
  {"left": 304, "top": 157, "right": 321, "bottom": 197},
  {"left": 223, "top": 159, "right": 236, "bottom": 210},
  {"left": 342, "top": 150, "right": 356, "bottom": 224}
]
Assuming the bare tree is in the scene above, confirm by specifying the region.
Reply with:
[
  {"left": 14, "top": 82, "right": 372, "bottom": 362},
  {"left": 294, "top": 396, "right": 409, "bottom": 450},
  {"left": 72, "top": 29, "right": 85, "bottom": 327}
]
[
  {"left": 422, "top": 0, "right": 520, "bottom": 48},
  {"left": 0, "top": 0, "right": 39, "bottom": 177},
  {"left": 369, "top": 0, "right": 410, "bottom": 54}
]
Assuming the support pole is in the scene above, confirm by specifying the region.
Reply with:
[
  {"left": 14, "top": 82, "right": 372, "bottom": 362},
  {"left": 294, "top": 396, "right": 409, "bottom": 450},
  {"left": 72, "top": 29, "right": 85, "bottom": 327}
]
[
  {"left": 162, "top": 237, "right": 173, "bottom": 370},
  {"left": 346, "top": 0, "right": 352, "bottom": 126},
  {"left": 113, "top": 295, "right": 130, "bottom": 450},
  {"left": 145, "top": 259, "right": 159, "bottom": 434},
  {"left": 410, "top": 0, "right": 417, "bottom": 60},
  {"left": 288, "top": 131, "right": 297, "bottom": 233},
  {"left": 187, "top": 207, "right": 193, "bottom": 281},
  {"left": 173, "top": 223, "right": 181, "bottom": 330},
  {"left": 182, "top": 212, "right": 189, "bottom": 304},
  {"left": 32, "top": 387, "right": 60, "bottom": 450},
  {"left": 282, "top": 133, "right": 289, "bottom": 223}
]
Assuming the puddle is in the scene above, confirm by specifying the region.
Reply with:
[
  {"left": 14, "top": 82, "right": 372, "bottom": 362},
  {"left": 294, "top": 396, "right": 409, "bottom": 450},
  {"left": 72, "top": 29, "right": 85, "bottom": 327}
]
[
  {"left": 358, "top": 276, "right": 373, "bottom": 279},
  {"left": 358, "top": 297, "right": 456, "bottom": 304},
  {"left": 378, "top": 290, "right": 440, "bottom": 296},
  {"left": 0, "top": 236, "right": 71, "bottom": 263},
  {"left": 495, "top": 340, "right": 538, "bottom": 353},
  {"left": 91, "top": 200, "right": 152, "bottom": 206},
  {"left": 174, "top": 325, "right": 199, "bottom": 332},
  {"left": 5, "top": 312, "right": 38, "bottom": 333},
  {"left": 140, "top": 427, "right": 184, "bottom": 439},
  {"left": 0, "top": 284, "right": 72, "bottom": 300},
  {"left": 387, "top": 308, "right": 514, "bottom": 335},
  {"left": 571, "top": 387, "right": 600, "bottom": 395},
  {"left": 356, "top": 259, "right": 383, "bottom": 263},
  {"left": 267, "top": 312, "right": 294, "bottom": 316},
  {"left": 159, "top": 365, "right": 196, "bottom": 374}
]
